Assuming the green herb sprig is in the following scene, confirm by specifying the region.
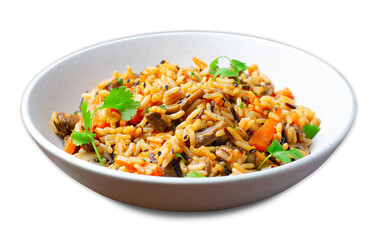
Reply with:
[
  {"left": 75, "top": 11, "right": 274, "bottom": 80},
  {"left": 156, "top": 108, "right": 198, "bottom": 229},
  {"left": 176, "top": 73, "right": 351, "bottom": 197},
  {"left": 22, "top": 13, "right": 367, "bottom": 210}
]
[
  {"left": 175, "top": 152, "right": 188, "bottom": 164},
  {"left": 71, "top": 87, "right": 139, "bottom": 166},
  {"left": 185, "top": 170, "right": 206, "bottom": 178},
  {"left": 257, "top": 140, "right": 305, "bottom": 170},
  {"left": 303, "top": 124, "right": 320, "bottom": 139},
  {"left": 240, "top": 101, "right": 248, "bottom": 109},
  {"left": 209, "top": 56, "right": 248, "bottom": 84}
]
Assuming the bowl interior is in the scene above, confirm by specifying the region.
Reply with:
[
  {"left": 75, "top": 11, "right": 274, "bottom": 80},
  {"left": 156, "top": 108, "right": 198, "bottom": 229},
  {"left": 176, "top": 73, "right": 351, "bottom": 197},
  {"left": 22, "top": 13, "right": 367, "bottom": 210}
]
[{"left": 24, "top": 32, "right": 355, "bottom": 165}]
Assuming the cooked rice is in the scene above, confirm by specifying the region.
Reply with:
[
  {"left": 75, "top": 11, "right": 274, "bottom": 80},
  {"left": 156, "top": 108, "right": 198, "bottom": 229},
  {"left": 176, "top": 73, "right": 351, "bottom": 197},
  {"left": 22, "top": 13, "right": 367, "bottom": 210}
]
[{"left": 51, "top": 58, "right": 320, "bottom": 177}]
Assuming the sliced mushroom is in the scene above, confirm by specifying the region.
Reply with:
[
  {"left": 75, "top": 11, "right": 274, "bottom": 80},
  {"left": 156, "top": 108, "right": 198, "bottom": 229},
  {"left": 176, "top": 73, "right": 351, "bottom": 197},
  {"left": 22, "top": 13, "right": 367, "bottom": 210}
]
[
  {"left": 145, "top": 112, "right": 167, "bottom": 132},
  {"left": 165, "top": 104, "right": 180, "bottom": 114},
  {"left": 196, "top": 120, "right": 225, "bottom": 147},
  {"left": 52, "top": 112, "right": 80, "bottom": 138},
  {"left": 180, "top": 89, "right": 204, "bottom": 111}
]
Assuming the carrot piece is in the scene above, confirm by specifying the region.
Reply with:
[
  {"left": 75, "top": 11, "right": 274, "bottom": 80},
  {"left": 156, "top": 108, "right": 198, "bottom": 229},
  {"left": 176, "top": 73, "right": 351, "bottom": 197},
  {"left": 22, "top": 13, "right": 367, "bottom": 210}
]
[
  {"left": 275, "top": 87, "right": 294, "bottom": 99},
  {"left": 119, "top": 119, "right": 127, "bottom": 127},
  {"left": 192, "top": 57, "right": 208, "bottom": 70},
  {"left": 64, "top": 137, "right": 76, "bottom": 155},
  {"left": 214, "top": 97, "right": 223, "bottom": 106},
  {"left": 114, "top": 157, "right": 137, "bottom": 172},
  {"left": 95, "top": 121, "right": 110, "bottom": 129},
  {"left": 249, "top": 108, "right": 282, "bottom": 151},
  {"left": 247, "top": 64, "right": 258, "bottom": 75},
  {"left": 290, "top": 111, "right": 300, "bottom": 126},
  {"left": 128, "top": 109, "right": 142, "bottom": 125},
  {"left": 249, "top": 118, "right": 278, "bottom": 151}
]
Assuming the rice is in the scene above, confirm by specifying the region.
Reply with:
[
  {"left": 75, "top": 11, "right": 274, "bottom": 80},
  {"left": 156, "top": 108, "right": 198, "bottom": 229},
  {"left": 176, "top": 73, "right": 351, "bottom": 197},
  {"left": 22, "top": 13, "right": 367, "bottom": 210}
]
[{"left": 51, "top": 57, "right": 320, "bottom": 177}]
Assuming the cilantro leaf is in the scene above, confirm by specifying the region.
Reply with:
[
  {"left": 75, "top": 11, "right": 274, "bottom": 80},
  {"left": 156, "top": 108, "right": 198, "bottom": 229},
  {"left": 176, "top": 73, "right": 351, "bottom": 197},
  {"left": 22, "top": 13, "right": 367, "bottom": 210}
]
[
  {"left": 185, "top": 171, "right": 206, "bottom": 178},
  {"left": 257, "top": 140, "right": 305, "bottom": 170},
  {"left": 80, "top": 101, "right": 93, "bottom": 132},
  {"left": 288, "top": 148, "right": 305, "bottom": 160},
  {"left": 230, "top": 59, "right": 247, "bottom": 72},
  {"left": 96, "top": 87, "right": 139, "bottom": 121},
  {"left": 268, "top": 140, "right": 284, "bottom": 154},
  {"left": 175, "top": 152, "right": 188, "bottom": 164},
  {"left": 71, "top": 131, "right": 93, "bottom": 146},
  {"left": 214, "top": 68, "right": 237, "bottom": 79},
  {"left": 303, "top": 124, "right": 320, "bottom": 139},
  {"left": 209, "top": 57, "right": 220, "bottom": 75},
  {"left": 273, "top": 151, "right": 291, "bottom": 163}
]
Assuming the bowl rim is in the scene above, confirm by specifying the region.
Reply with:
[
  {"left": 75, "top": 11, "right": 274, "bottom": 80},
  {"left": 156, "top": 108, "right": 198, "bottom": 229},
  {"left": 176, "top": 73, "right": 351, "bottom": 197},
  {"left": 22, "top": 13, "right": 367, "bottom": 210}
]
[{"left": 21, "top": 31, "right": 356, "bottom": 185}]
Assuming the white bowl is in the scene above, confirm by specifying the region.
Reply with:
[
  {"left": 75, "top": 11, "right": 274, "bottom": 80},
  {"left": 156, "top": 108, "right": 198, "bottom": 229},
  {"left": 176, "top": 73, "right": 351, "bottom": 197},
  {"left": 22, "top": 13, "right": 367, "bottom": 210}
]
[{"left": 22, "top": 32, "right": 355, "bottom": 211}]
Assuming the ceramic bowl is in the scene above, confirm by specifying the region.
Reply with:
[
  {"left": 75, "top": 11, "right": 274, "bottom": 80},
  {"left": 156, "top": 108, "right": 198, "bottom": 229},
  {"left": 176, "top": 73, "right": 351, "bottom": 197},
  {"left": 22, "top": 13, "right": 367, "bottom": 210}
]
[{"left": 22, "top": 32, "right": 355, "bottom": 211}]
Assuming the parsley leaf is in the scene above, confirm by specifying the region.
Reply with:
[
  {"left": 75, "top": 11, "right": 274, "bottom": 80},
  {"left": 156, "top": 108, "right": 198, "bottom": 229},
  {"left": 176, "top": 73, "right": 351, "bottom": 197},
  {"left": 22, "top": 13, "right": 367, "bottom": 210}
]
[
  {"left": 71, "top": 131, "right": 93, "bottom": 146},
  {"left": 257, "top": 140, "right": 305, "bottom": 170},
  {"left": 230, "top": 59, "right": 247, "bottom": 72},
  {"left": 81, "top": 101, "right": 93, "bottom": 132},
  {"left": 95, "top": 87, "right": 139, "bottom": 121},
  {"left": 288, "top": 148, "right": 305, "bottom": 160},
  {"left": 209, "top": 57, "right": 220, "bottom": 75},
  {"left": 209, "top": 56, "right": 247, "bottom": 84},
  {"left": 303, "top": 124, "right": 320, "bottom": 139},
  {"left": 175, "top": 153, "right": 188, "bottom": 164},
  {"left": 185, "top": 171, "right": 206, "bottom": 178},
  {"left": 213, "top": 68, "right": 237, "bottom": 79}
]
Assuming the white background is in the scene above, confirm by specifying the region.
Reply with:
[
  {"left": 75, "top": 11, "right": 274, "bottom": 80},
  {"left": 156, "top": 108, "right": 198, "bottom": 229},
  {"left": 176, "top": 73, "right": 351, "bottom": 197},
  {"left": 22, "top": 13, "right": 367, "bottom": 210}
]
[{"left": 1, "top": 0, "right": 374, "bottom": 239}]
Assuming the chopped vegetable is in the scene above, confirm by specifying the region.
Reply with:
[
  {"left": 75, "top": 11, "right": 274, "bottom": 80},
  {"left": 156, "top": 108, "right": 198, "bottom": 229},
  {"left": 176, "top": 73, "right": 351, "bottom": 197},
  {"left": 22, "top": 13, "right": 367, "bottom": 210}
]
[
  {"left": 257, "top": 140, "right": 305, "bottom": 170},
  {"left": 185, "top": 171, "right": 206, "bottom": 178},
  {"left": 70, "top": 87, "right": 139, "bottom": 167},
  {"left": 303, "top": 124, "right": 320, "bottom": 139},
  {"left": 175, "top": 152, "right": 188, "bottom": 164},
  {"left": 64, "top": 137, "right": 77, "bottom": 154},
  {"left": 249, "top": 109, "right": 282, "bottom": 151},
  {"left": 192, "top": 57, "right": 208, "bottom": 70},
  {"left": 275, "top": 87, "right": 294, "bottom": 99},
  {"left": 240, "top": 101, "right": 248, "bottom": 109},
  {"left": 209, "top": 56, "right": 248, "bottom": 84},
  {"left": 117, "top": 78, "right": 123, "bottom": 86}
]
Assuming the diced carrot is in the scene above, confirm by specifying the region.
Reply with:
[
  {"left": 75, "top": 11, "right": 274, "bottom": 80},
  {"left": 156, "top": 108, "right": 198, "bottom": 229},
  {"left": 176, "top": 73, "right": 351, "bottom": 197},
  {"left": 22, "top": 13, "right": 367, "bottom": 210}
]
[
  {"left": 249, "top": 108, "right": 282, "bottom": 151},
  {"left": 95, "top": 121, "right": 110, "bottom": 129},
  {"left": 114, "top": 157, "right": 137, "bottom": 173},
  {"left": 64, "top": 137, "right": 76, "bottom": 155},
  {"left": 290, "top": 110, "right": 300, "bottom": 126},
  {"left": 192, "top": 57, "right": 208, "bottom": 70},
  {"left": 275, "top": 87, "right": 294, "bottom": 99},
  {"left": 128, "top": 109, "right": 142, "bottom": 125},
  {"left": 119, "top": 119, "right": 127, "bottom": 127},
  {"left": 247, "top": 64, "right": 258, "bottom": 75},
  {"left": 214, "top": 97, "right": 223, "bottom": 106},
  {"left": 114, "top": 156, "right": 162, "bottom": 176}
]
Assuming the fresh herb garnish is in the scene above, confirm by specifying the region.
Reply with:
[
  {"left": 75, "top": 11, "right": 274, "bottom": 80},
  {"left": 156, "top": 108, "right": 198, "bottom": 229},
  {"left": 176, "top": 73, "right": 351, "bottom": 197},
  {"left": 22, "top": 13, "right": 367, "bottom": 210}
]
[
  {"left": 240, "top": 102, "right": 248, "bottom": 109},
  {"left": 175, "top": 152, "right": 188, "bottom": 164},
  {"left": 303, "top": 124, "right": 320, "bottom": 139},
  {"left": 70, "top": 87, "right": 139, "bottom": 167},
  {"left": 159, "top": 105, "right": 167, "bottom": 110},
  {"left": 117, "top": 78, "right": 123, "bottom": 86},
  {"left": 190, "top": 72, "right": 200, "bottom": 81},
  {"left": 185, "top": 170, "right": 206, "bottom": 178},
  {"left": 209, "top": 56, "right": 248, "bottom": 84},
  {"left": 95, "top": 87, "right": 139, "bottom": 121},
  {"left": 257, "top": 140, "right": 304, "bottom": 170},
  {"left": 146, "top": 107, "right": 149, "bottom": 113}
]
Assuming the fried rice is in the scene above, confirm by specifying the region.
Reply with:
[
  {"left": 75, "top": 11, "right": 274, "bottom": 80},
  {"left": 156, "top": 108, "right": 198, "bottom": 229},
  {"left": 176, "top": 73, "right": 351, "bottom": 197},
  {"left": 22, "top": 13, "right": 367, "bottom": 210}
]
[{"left": 50, "top": 57, "right": 320, "bottom": 177}]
